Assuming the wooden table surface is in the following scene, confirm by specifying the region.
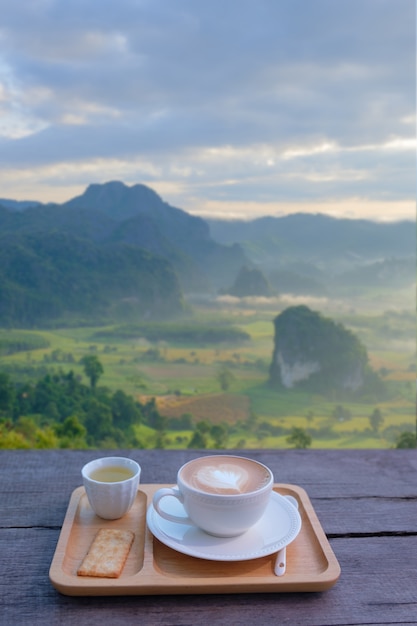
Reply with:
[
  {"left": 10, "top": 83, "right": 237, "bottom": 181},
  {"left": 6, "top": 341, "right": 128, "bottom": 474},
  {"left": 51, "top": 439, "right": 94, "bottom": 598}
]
[{"left": 1, "top": 448, "right": 416, "bottom": 625}]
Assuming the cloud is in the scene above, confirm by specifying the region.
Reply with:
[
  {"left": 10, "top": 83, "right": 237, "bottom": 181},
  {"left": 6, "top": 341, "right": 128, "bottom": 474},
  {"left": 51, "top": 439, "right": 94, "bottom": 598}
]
[{"left": 0, "top": 0, "right": 414, "bottom": 220}]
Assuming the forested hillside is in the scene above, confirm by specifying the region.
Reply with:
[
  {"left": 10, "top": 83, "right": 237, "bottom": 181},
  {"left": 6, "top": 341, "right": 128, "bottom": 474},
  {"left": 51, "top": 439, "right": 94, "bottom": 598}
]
[
  {"left": 0, "top": 232, "right": 184, "bottom": 327},
  {"left": 1, "top": 181, "right": 247, "bottom": 292},
  {"left": 208, "top": 213, "right": 416, "bottom": 298},
  {"left": 1, "top": 181, "right": 415, "bottom": 326},
  {"left": 0, "top": 182, "right": 251, "bottom": 326},
  {"left": 207, "top": 213, "right": 415, "bottom": 264},
  {"left": 0, "top": 363, "right": 166, "bottom": 449}
]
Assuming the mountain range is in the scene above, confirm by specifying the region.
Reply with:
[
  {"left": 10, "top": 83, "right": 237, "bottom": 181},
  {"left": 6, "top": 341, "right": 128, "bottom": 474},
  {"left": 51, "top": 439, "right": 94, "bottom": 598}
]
[
  {"left": 0, "top": 181, "right": 415, "bottom": 326},
  {"left": 207, "top": 212, "right": 415, "bottom": 267}
]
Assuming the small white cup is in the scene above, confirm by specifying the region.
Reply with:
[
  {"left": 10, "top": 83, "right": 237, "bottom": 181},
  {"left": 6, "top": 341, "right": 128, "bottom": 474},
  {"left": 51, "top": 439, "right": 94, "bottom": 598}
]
[
  {"left": 153, "top": 455, "right": 274, "bottom": 537},
  {"left": 81, "top": 456, "right": 141, "bottom": 520}
]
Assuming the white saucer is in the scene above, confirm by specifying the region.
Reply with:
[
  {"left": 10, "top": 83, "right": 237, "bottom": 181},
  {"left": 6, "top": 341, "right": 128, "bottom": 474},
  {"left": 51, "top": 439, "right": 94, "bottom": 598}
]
[{"left": 146, "top": 491, "right": 302, "bottom": 561}]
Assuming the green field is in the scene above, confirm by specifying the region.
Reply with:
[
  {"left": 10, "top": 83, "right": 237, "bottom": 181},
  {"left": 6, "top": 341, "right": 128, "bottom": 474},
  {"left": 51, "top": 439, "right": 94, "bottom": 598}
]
[{"left": 0, "top": 293, "right": 415, "bottom": 449}]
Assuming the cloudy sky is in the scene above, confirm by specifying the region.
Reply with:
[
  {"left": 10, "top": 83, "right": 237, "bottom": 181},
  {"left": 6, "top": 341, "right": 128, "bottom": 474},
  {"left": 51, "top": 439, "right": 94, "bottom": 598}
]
[{"left": 0, "top": 0, "right": 414, "bottom": 221}]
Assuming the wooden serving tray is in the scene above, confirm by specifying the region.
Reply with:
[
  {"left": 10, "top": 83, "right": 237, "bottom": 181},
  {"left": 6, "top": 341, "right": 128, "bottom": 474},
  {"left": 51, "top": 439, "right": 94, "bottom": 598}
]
[{"left": 49, "top": 483, "right": 340, "bottom": 595}]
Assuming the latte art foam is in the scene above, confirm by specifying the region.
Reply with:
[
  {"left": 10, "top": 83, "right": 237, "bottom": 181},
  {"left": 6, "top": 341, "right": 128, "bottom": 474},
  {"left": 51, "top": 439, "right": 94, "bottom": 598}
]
[
  {"left": 181, "top": 457, "right": 271, "bottom": 495},
  {"left": 195, "top": 465, "right": 249, "bottom": 493}
]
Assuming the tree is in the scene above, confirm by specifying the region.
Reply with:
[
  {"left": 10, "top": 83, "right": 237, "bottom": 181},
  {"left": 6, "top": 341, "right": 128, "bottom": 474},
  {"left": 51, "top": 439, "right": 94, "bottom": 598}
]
[
  {"left": 217, "top": 366, "right": 235, "bottom": 392},
  {"left": 15, "top": 416, "right": 37, "bottom": 443},
  {"left": 35, "top": 426, "right": 59, "bottom": 449},
  {"left": 306, "top": 411, "right": 314, "bottom": 424},
  {"left": 396, "top": 431, "right": 416, "bottom": 448},
  {"left": 286, "top": 427, "right": 312, "bottom": 449},
  {"left": 81, "top": 355, "right": 104, "bottom": 389},
  {"left": 210, "top": 423, "right": 229, "bottom": 449},
  {"left": 332, "top": 405, "right": 352, "bottom": 422},
  {"left": 0, "top": 425, "right": 30, "bottom": 449},
  {"left": 187, "top": 421, "right": 210, "bottom": 449},
  {"left": 154, "top": 428, "right": 167, "bottom": 449},
  {"left": 369, "top": 408, "right": 383, "bottom": 434},
  {"left": 0, "top": 372, "right": 15, "bottom": 416},
  {"left": 141, "top": 397, "right": 166, "bottom": 432},
  {"left": 111, "top": 390, "right": 142, "bottom": 430},
  {"left": 187, "top": 429, "right": 208, "bottom": 449},
  {"left": 83, "top": 398, "right": 113, "bottom": 444},
  {"left": 55, "top": 415, "right": 87, "bottom": 440}
]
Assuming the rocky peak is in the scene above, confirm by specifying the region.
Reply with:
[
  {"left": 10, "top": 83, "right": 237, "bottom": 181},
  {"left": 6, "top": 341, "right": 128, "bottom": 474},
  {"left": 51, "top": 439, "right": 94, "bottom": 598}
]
[
  {"left": 269, "top": 305, "right": 369, "bottom": 392},
  {"left": 227, "top": 266, "right": 270, "bottom": 297}
]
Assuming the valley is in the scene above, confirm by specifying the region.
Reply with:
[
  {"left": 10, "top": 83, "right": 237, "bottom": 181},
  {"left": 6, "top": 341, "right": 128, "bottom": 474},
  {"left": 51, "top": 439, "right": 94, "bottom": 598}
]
[
  {"left": 1, "top": 288, "right": 414, "bottom": 450},
  {"left": 0, "top": 181, "right": 415, "bottom": 449}
]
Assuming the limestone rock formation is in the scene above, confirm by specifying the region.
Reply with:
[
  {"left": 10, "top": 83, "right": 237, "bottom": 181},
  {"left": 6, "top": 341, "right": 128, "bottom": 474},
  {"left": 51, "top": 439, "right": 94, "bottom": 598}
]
[
  {"left": 269, "top": 305, "right": 369, "bottom": 393},
  {"left": 226, "top": 266, "right": 270, "bottom": 297}
]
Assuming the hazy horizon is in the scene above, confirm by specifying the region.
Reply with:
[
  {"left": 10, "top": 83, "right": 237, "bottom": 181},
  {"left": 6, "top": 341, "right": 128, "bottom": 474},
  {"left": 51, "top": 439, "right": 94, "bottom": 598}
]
[{"left": 0, "top": 181, "right": 416, "bottom": 223}]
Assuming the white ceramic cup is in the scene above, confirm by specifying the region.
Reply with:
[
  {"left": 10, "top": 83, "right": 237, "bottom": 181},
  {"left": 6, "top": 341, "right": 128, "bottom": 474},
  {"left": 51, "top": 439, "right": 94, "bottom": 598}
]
[
  {"left": 81, "top": 456, "right": 141, "bottom": 520},
  {"left": 152, "top": 455, "right": 274, "bottom": 537}
]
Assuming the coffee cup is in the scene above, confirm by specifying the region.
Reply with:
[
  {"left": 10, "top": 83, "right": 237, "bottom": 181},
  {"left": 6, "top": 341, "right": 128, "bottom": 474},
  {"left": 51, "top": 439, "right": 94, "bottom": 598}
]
[
  {"left": 152, "top": 455, "right": 274, "bottom": 537},
  {"left": 81, "top": 456, "right": 141, "bottom": 520}
]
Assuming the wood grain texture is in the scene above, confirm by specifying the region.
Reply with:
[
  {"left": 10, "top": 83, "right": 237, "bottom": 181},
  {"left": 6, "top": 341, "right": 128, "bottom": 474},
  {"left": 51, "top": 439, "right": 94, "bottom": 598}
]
[{"left": 1, "top": 449, "right": 416, "bottom": 625}]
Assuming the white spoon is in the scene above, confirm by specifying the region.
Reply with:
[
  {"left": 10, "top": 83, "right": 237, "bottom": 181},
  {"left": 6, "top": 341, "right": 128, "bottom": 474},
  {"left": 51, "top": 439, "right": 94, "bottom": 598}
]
[{"left": 274, "top": 495, "right": 299, "bottom": 577}]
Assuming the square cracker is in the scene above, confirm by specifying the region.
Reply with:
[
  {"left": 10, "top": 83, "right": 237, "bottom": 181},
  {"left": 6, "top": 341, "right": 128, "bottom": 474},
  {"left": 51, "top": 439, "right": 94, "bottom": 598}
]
[{"left": 77, "top": 528, "right": 135, "bottom": 578}]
